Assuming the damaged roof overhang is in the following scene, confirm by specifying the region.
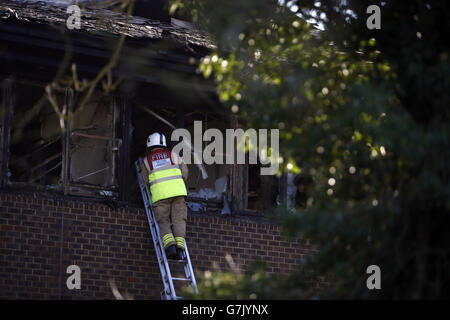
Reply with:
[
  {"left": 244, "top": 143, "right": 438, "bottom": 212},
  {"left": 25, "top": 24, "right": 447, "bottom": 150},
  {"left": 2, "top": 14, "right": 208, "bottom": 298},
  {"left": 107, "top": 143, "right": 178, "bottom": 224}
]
[
  {"left": 0, "top": 0, "right": 216, "bottom": 49},
  {"left": 0, "top": 1, "right": 225, "bottom": 113}
]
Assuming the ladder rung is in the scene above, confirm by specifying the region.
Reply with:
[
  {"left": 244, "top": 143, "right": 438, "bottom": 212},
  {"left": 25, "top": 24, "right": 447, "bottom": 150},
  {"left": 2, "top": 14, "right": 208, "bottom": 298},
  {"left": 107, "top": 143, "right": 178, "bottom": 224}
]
[
  {"left": 169, "top": 258, "right": 187, "bottom": 263},
  {"left": 173, "top": 260, "right": 187, "bottom": 263},
  {"left": 172, "top": 277, "right": 191, "bottom": 282}
]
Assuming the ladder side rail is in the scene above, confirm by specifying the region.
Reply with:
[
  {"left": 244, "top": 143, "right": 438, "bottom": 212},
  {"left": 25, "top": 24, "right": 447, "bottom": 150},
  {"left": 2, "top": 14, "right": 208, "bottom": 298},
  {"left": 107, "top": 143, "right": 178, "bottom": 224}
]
[
  {"left": 135, "top": 158, "right": 177, "bottom": 300},
  {"left": 143, "top": 178, "right": 178, "bottom": 300},
  {"left": 183, "top": 243, "right": 199, "bottom": 294}
]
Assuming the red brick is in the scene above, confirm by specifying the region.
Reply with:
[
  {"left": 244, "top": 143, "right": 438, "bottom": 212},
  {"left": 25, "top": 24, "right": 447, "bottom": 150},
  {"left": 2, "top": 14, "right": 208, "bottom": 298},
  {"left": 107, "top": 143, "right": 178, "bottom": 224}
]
[{"left": 0, "top": 192, "right": 314, "bottom": 300}]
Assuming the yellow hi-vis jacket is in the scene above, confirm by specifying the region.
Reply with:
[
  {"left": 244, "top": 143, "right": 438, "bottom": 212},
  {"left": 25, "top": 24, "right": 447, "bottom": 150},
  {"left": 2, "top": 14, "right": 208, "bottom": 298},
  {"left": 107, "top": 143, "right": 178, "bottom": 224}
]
[{"left": 143, "top": 150, "right": 187, "bottom": 203}]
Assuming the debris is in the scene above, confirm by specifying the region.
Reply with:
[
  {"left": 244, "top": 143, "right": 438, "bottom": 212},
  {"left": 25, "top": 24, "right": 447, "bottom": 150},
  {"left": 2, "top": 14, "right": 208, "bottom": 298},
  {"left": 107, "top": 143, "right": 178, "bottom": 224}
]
[{"left": 187, "top": 176, "right": 230, "bottom": 214}]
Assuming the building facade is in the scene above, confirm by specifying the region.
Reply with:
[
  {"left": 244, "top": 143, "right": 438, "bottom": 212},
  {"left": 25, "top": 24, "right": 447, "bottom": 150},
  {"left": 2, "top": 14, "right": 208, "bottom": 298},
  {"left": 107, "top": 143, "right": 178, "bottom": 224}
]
[{"left": 0, "top": 0, "right": 310, "bottom": 299}]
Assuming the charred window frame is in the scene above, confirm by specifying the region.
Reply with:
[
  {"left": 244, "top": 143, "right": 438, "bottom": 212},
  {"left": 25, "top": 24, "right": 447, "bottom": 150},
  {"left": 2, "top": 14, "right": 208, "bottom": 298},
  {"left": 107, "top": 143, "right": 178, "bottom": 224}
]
[
  {"left": 61, "top": 89, "right": 123, "bottom": 199},
  {"left": 0, "top": 80, "right": 131, "bottom": 201},
  {"left": 227, "top": 115, "right": 281, "bottom": 215},
  {"left": 0, "top": 79, "right": 14, "bottom": 189}
]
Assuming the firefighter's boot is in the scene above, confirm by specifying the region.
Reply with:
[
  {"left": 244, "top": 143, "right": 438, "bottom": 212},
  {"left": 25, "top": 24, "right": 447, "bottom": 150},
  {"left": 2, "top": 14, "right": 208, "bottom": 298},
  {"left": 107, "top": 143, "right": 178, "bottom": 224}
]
[
  {"left": 176, "top": 248, "right": 185, "bottom": 261},
  {"left": 165, "top": 244, "right": 177, "bottom": 260}
]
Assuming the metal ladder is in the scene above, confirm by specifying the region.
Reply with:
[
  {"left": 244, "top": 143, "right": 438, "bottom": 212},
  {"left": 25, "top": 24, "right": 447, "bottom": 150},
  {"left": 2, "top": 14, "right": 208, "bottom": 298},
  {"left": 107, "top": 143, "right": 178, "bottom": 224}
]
[{"left": 135, "top": 158, "right": 198, "bottom": 300}]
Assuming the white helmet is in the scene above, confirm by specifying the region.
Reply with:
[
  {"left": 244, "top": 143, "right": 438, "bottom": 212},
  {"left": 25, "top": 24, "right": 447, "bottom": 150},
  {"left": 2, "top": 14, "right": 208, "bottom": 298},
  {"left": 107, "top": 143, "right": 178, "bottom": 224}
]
[{"left": 146, "top": 132, "right": 167, "bottom": 148}]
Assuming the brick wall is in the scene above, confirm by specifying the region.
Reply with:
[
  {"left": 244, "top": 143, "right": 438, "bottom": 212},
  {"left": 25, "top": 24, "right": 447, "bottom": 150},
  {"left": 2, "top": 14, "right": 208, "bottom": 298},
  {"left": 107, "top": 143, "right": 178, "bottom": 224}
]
[{"left": 0, "top": 192, "right": 315, "bottom": 299}]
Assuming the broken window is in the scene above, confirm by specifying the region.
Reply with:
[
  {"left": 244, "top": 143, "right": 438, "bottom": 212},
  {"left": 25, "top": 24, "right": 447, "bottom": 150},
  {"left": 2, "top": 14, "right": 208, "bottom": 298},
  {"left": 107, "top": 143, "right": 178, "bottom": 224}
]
[
  {"left": 0, "top": 81, "right": 128, "bottom": 199},
  {"left": 62, "top": 94, "right": 123, "bottom": 198},
  {"left": 127, "top": 104, "right": 231, "bottom": 213},
  {"left": 183, "top": 111, "right": 230, "bottom": 213},
  {"left": 2, "top": 82, "right": 63, "bottom": 190},
  {"left": 127, "top": 105, "right": 281, "bottom": 215}
]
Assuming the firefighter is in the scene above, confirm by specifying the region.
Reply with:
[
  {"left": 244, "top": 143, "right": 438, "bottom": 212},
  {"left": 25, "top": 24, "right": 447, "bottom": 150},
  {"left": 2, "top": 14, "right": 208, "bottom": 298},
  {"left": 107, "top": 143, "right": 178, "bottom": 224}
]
[{"left": 141, "top": 132, "right": 189, "bottom": 260}]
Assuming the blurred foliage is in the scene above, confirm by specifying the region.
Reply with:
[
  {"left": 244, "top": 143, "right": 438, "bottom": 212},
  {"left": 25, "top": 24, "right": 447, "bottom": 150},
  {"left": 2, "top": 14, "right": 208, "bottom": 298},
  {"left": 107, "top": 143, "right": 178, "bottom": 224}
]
[
  {"left": 169, "top": 0, "right": 450, "bottom": 298},
  {"left": 183, "top": 260, "right": 323, "bottom": 299}
]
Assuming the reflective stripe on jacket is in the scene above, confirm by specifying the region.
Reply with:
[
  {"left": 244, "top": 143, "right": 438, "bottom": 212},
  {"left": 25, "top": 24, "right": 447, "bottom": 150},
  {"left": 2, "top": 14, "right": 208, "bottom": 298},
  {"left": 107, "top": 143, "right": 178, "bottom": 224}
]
[{"left": 145, "top": 150, "right": 187, "bottom": 203}]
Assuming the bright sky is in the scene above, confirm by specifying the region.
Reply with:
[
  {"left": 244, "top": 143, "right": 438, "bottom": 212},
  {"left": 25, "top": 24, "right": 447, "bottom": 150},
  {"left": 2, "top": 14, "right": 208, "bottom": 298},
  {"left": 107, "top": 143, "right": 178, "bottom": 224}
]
[{"left": 278, "top": 0, "right": 325, "bottom": 30}]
